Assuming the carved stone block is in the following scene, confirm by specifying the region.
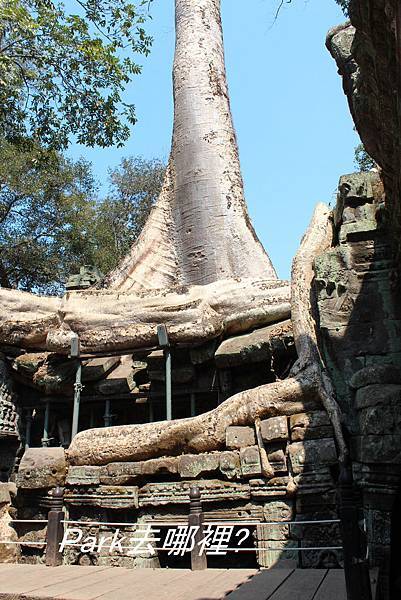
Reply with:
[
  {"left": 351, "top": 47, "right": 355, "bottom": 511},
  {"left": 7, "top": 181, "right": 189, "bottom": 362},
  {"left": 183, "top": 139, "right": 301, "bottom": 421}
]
[
  {"left": 100, "top": 462, "right": 142, "bottom": 485},
  {"left": 289, "top": 412, "right": 333, "bottom": 441},
  {"left": 214, "top": 320, "right": 293, "bottom": 368},
  {"left": 263, "top": 500, "right": 293, "bottom": 523},
  {"left": 141, "top": 457, "right": 179, "bottom": 477},
  {"left": 240, "top": 446, "right": 262, "bottom": 478},
  {"left": 16, "top": 447, "right": 66, "bottom": 489},
  {"left": 250, "top": 477, "right": 289, "bottom": 498},
  {"left": 260, "top": 416, "right": 288, "bottom": 443},
  {"left": 66, "top": 466, "right": 100, "bottom": 486},
  {"left": 81, "top": 356, "right": 120, "bottom": 382},
  {"left": 226, "top": 426, "right": 255, "bottom": 449},
  {"left": 288, "top": 440, "right": 337, "bottom": 474},
  {"left": 65, "top": 485, "right": 138, "bottom": 509},
  {"left": 255, "top": 535, "right": 298, "bottom": 568},
  {"left": 179, "top": 453, "right": 219, "bottom": 478},
  {"left": 138, "top": 480, "right": 251, "bottom": 506},
  {"left": 267, "top": 449, "right": 287, "bottom": 473},
  {"left": 219, "top": 451, "right": 241, "bottom": 479}
]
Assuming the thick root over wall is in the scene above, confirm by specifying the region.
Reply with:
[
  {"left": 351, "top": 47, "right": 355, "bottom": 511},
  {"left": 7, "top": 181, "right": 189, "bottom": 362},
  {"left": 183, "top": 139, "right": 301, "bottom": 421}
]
[{"left": 68, "top": 203, "right": 347, "bottom": 467}]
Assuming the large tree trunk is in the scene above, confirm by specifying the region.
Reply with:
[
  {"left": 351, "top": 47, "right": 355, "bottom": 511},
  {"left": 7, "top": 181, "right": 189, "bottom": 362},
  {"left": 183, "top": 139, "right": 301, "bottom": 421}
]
[
  {"left": 104, "top": 0, "right": 276, "bottom": 292},
  {"left": 0, "top": 0, "right": 285, "bottom": 354},
  {"left": 68, "top": 204, "right": 347, "bottom": 466}
]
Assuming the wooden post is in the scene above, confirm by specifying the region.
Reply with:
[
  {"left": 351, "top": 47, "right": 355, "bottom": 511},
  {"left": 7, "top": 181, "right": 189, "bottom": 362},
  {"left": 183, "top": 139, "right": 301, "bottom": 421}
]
[
  {"left": 338, "top": 462, "right": 372, "bottom": 600},
  {"left": 188, "top": 485, "right": 207, "bottom": 571},
  {"left": 45, "top": 486, "right": 65, "bottom": 567}
]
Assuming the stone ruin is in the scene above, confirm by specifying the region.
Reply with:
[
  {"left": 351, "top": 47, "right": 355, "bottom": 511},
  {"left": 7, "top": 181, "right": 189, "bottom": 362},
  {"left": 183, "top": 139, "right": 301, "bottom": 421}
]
[
  {"left": 1, "top": 1, "right": 401, "bottom": 599},
  {"left": 1, "top": 170, "right": 398, "bottom": 580}
]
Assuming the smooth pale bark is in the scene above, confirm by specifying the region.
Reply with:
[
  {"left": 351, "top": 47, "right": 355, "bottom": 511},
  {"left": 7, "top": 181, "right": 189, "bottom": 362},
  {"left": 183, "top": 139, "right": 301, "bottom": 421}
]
[
  {"left": 68, "top": 204, "right": 347, "bottom": 466},
  {"left": 104, "top": 0, "right": 276, "bottom": 292},
  {"left": 0, "top": 278, "right": 290, "bottom": 353}
]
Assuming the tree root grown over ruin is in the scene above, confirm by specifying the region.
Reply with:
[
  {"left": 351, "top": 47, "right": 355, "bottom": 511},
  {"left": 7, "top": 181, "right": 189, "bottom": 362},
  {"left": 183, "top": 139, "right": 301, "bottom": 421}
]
[{"left": 67, "top": 204, "right": 348, "bottom": 467}]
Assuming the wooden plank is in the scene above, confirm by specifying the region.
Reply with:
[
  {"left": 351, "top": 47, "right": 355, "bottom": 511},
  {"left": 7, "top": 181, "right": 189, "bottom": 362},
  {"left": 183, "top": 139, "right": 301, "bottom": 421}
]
[
  {"left": 269, "top": 569, "right": 327, "bottom": 600},
  {"left": 226, "top": 569, "right": 294, "bottom": 600},
  {"left": 0, "top": 566, "right": 112, "bottom": 596},
  {"left": 173, "top": 569, "right": 258, "bottom": 600},
  {"left": 93, "top": 569, "right": 192, "bottom": 600},
  {"left": 313, "top": 570, "right": 346, "bottom": 600}
]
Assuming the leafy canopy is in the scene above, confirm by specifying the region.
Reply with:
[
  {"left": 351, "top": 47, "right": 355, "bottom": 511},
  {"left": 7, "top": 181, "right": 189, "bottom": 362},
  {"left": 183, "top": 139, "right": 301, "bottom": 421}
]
[
  {"left": 0, "top": 142, "right": 165, "bottom": 294},
  {"left": 0, "top": 0, "right": 153, "bottom": 149}
]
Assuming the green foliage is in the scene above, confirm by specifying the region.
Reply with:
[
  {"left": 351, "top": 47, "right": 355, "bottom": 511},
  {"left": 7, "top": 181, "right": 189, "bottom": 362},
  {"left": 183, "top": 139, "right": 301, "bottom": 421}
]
[
  {"left": 93, "top": 156, "right": 165, "bottom": 273},
  {"left": 0, "top": 0, "right": 153, "bottom": 149},
  {"left": 335, "top": 0, "right": 350, "bottom": 16},
  {"left": 0, "top": 139, "right": 97, "bottom": 293},
  {"left": 0, "top": 142, "right": 165, "bottom": 293},
  {"left": 354, "top": 143, "right": 376, "bottom": 172}
]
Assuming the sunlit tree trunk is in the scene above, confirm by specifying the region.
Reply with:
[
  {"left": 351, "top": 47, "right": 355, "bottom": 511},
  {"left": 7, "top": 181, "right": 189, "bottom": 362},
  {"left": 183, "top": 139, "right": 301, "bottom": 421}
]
[{"left": 105, "top": 0, "right": 276, "bottom": 291}]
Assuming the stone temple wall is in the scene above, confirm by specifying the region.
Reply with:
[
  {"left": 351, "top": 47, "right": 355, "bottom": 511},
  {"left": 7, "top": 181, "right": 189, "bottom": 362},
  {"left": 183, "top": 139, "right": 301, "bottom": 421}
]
[
  {"left": 13, "top": 388, "right": 341, "bottom": 569},
  {"left": 315, "top": 171, "right": 401, "bottom": 600}
]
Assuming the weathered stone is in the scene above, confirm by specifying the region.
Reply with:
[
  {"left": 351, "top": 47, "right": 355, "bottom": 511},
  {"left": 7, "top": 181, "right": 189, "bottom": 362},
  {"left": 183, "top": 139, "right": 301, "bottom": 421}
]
[
  {"left": 353, "top": 435, "right": 401, "bottom": 464},
  {"left": 95, "top": 356, "right": 137, "bottom": 395},
  {"left": 349, "top": 365, "right": 401, "bottom": 390},
  {"left": 355, "top": 384, "right": 401, "bottom": 410},
  {"left": 358, "top": 404, "right": 401, "bottom": 437},
  {"left": 240, "top": 446, "right": 262, "bottom": 478},
  {"left": 17, "top": 447, "right": 66, "bottom": 489},
  {"left": 215, "top": 320, "right": 293, "bottom": 368},
  {"left": 267, "top": 449, "right": 287, "bottom": 473},
  {"left": 0, "top": 483, "right": 11, "bottom": 504},
  {"left": 0, "top": 357, "right": 19, "bottom": 437},
  {"left": 66, "top": 466, "right": 100, "bottom": 486},
  {"left": 218, "top": 451, "right": 241, "bottom": 479},
  {"left": 189, "top": 340, "right": 217, "bottom": 365},
  {"left": 263, "top": 500, "right": 293, "bottom": 522},
  {"left": 65, "top": 485, "right": 138, "bottom": 509},
  {"left": 138, "top": 480, "right": 251, "bottom": 506},
  {"left": 65, "top": 265, "right": 103, "bottom": 290},
  {"left": 260, "top": 416, "right": 288, "bottom": 443},
  {"left": 226, "top": 426, "right": 255, "bottom": 449},
  {"left": 289, "top": 412, "right": 332, "bottom": 441},
  {"left": 33, "top": 357, "right": 78, "bottom": 395},
  {"left": 255, "top": 535, "right": 298, "bottom": 568},
  {"left": 178, "top": 453, "right": 219, "bottom": 478},
  {"left": 148, "top": 365, "right": 195, "bottom": 384},
  {"left": 99, "top": 463, "right": 145, "bottom": 485},
  {"left": 0, "top": 504, "right": 19, "bottom": 562},
  {"left": 141, "top": 457, "right": 179, "bottom": 477},
  {"left": 81, "top": 356, "right": 121, "bottom": 382},
  {"left": 12, "top": 352, "right": 48, "bottom": 376},
  {"left": 288, "top": 440, "right": 337, "bottom": 474},
  {"left": 250, "top": 477, "right": 290, "bottom": 498}
]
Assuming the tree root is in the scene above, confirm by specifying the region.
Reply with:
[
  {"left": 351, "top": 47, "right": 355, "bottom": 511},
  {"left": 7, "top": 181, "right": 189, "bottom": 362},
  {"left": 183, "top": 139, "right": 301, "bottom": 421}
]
[{"left": 68, "top": 203, "right": 348, "bottom": 466}]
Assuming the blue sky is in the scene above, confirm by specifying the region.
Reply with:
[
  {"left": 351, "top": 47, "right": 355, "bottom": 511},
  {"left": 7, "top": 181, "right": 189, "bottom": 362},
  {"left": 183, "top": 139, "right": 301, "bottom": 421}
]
[{"left": 67, "top": 0, "right": 357, "bottom": 280}]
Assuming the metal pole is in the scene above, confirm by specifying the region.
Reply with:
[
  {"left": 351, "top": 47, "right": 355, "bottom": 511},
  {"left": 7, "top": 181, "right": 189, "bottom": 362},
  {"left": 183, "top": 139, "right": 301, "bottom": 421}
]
[
  {"left": 25, "top": 409, "right": 32, "bottom": 450},
  {"left": 71, "top": 362, "right": 82, "bottom": 439},
  {"left": 165, "top": 347, "right": 172, "bottom": 420},
  {"left": 190, "top": 392, "right": 196, "bottom": 417},
  {"left": 104, "top": 399, "right": 112, "bottom": 427},
  {"left": 148, "top": 398, "right": 154, "bottom": 423},
  {"left": 42, "top": 401, "right": 50, "bottom": 447}
]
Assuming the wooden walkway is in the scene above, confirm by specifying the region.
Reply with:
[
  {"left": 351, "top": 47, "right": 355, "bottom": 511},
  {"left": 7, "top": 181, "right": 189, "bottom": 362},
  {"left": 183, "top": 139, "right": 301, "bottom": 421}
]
[{"left": 0, "top": 564, "right": 347, "bottom": 600}]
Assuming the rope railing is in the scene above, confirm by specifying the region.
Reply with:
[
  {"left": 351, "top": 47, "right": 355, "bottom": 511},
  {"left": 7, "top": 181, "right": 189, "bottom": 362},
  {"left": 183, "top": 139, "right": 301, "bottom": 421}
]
[
  {"left": 0, "top": 487, "right": 343, "bottom": 570},
  {"left": 0, "top": 464, "right": 374, "bottom": 600}
]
